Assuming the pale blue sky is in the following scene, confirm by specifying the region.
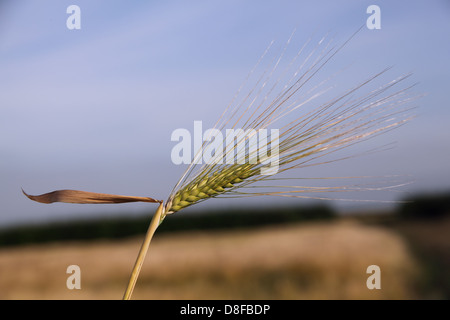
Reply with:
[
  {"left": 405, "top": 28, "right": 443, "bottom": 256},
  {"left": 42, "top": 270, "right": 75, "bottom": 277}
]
[{"left": 1, "top": 1, "right": 449, "bottom": 226}]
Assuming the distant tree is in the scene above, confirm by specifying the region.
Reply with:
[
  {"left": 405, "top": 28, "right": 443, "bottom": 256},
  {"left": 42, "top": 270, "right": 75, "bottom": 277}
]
[{"left": 399, "top": 192, "right": 450, "bottom": 219}]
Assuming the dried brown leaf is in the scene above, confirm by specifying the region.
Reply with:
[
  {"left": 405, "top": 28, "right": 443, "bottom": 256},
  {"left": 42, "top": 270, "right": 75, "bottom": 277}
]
[{"left": 22, "top": 189, "right": 161, "bottom": 204}]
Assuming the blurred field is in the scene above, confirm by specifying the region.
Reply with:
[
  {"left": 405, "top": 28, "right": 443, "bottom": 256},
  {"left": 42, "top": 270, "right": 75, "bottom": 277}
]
[
  {"left": 0, "top": 219, "right": 420, "bottom": 300},
  {"left": 386, "top": 216, "right": 450, "bottom": 299}
]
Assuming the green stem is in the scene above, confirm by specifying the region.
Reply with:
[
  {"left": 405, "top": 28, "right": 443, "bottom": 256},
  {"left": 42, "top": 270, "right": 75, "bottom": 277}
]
[{"left": 123, "top": 202, "right": 164, "bottom": 300}]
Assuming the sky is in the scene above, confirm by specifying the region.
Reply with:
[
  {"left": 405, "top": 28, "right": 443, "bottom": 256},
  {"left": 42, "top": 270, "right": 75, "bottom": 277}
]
[{"left": 1, "top": 0, "right": 450, "bottom": 226}]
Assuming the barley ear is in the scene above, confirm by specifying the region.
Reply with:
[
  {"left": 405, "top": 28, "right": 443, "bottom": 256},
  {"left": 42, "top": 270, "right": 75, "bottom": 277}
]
[{"left": 123, "top": 201, "right": 165, "bottom": 300}]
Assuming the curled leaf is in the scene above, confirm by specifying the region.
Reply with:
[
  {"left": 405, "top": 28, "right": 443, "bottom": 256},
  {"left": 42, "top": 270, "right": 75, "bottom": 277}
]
[{"left": 22, "top": 189, "right": 161, "bottom": 204}]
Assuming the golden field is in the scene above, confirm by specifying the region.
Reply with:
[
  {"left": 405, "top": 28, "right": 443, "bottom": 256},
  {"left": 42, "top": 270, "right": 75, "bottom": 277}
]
[{"left": 0, "top": 219, "right": 421, "bottom": 300}]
